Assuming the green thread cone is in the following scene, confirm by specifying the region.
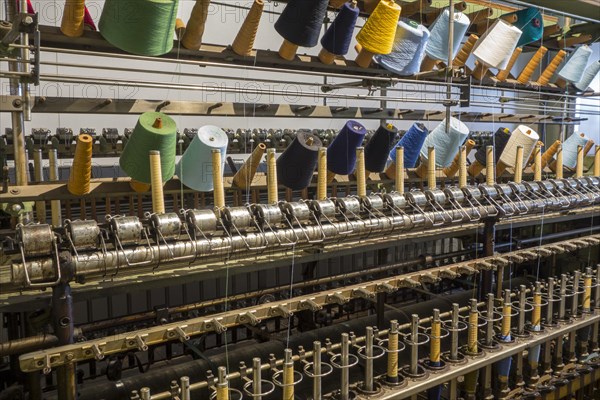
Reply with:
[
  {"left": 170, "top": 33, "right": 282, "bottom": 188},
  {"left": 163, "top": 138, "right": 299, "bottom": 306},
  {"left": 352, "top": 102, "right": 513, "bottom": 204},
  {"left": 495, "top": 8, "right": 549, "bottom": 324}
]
[
  {"left": 120, "top": 111, "right": 177, "bottom": 184},
  {"left": 99, "top": 0, "right": 179, "bottom": 56}
]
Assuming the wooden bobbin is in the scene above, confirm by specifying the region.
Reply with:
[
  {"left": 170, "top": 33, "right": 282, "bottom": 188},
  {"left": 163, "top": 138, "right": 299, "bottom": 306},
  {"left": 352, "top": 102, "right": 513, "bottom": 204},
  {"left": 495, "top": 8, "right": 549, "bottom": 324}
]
[
  {"left": 543, "top": 24, "right": 561, "bottom": 40},
  {"left": 485, "top": 146, "right": 495, "bottom": 185},
  {"left": 558, "top": 34, "right": 593, "bottom": 49},
  {"left": 232, "top": 0, "right": 264, "bottom": 56},
  {"left": 458, "top": 145, "right": 467, "bottom": 188},
  {"left": 212, "top": 149, "right": 225, "bottom": 209},
  {"left": 471, "top": 61, "right": 490, "bottom": 81},
  {"left": 514, "top": 146, "right": 524, "bottom": 184},
  {"left": 468, "top": 160, "right": 485, "bottom": 177},
  {"left": 551, "top": 144, "right": 563, "bottom": 177},
  {"left": 594, "top": 145, "right": 600, "bottom": 177},
  {"left": 267, "top": 148, "right": 278, "bottom": 204},
  {"left": 327, "top": 170, "right": 337, "bottom": 184},
  {"left": 444, "top": 139, "right": 475, "bottom": 177},
  {"left": 427, "top": 147, "right": 436, "bottom": 189},
  {"left": 576, "top": 145, "right": 584, "bottom": 178},
  {"left": 317, "top": 147, "right": 327, "bottom": 200},
  {"left": 149, "top": 151, "right": 165, "bottom": 214},
  {"left": 526, "top": 141, "right": 544, "bottom": 166},
  {"left": 496, "top": 161, "right": 509, "bottom": 177},
  {"left": 541, "top": 140, "right": 561, "bottom": 168},
  {"left": 355, "top": 48, "right": 375, "bottom": 68},
  {"left": 466, "top": 8, "right": 492, "bottom": 24},
  {"left": 395, "top": 147, "right": 404, "bottom": 193},
  {"left": 318, "top": 48, "right": 336, "bottom": 65},
  {"left": 533, "top": 144, "right": 542, "bottom": 181},
  {"left": 517, "top": 46, "right": 548, "bottom": 85},
  {"left": 48, "top": 149, "right": 62, "bottom": 227},
  {"left": 495, "top": 47, "right": 523, "bottom": 82},
  {"left": 582, "top": 139, "right": 594, "bottom": 160},
  {"left": 356, "top": 147, "right": 367, "bottom": 197},
  {"left": 536, "top": 51, "right": 565, "bottom": 87},
  {"left": 453, "top": 34, "right": 479, "bottom": 67},
  {"left": 182, "top": 0, "right": 211, "bottom": 50},
  {"left": 175, "top": 18, "right": 186, "bottom": 41},
  {"left": 279, "top": 39, "right": 299, "bottom": 61},
  {"left": 420, "top": 55, "right": 439, "bottom": 72},
  {"left": 233, "top": 143, "right": 266, "bottom": 189},
  {"left": 499, "top": 14, "right": 518, "bottom": 24}
]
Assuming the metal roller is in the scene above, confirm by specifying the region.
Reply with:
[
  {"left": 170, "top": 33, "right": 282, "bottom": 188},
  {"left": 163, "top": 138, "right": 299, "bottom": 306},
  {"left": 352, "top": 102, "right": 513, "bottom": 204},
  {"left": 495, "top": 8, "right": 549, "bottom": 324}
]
[
  {"left": 479, "top": 185, "right": 499, "bottom": 200},
  {"left": 185, "top": 209, "right": 218, "bottom": 233},
  {"left": 383, "top": 192, "right": 408, "bottom": 210},
  {"left": 150, "top": 213, "right": 182, "bottom": 241},
  {"left": 360, "top": 194, "right": 385, "bottom": 211},
  {"left": 252, "top": 204, "right": 283, "bottom": 225},
  {"left": 16, "top": 224, "right": 54, "bottom": 257},
  {"left": 494, "top": 184, "right": 513, "bottom": 199},
  {"left": 462, "top": 186, "right": 483, "bottom": 202},
  {"left": 508, "top": 183, "right": 528, "bottom": 196},
  {"left": 425, "top": 189, "right": 448, "bottom": 206},
  {"left": 308, "top": 199, "right": 337, "bottom": 219},
  {"left": 280, "top": 201, "right": 312, "bottom": 223},
  {"left": 335, "top": 196, "right": 362, "bottom": 216},
  {"left": 406, "top": 191, "right": 428, "bottom": 208},
  {"left": 109, "top": 216, "right": 143, "bottom": 246},
  {"left": 65, "top": 220, "right": 101, "bottom": 250},
  {"left": 444, "top": 187, "right": 466, "bottom": 204},
  {"left": 222, "top": 207, "right": 255, "bottom": 230}
]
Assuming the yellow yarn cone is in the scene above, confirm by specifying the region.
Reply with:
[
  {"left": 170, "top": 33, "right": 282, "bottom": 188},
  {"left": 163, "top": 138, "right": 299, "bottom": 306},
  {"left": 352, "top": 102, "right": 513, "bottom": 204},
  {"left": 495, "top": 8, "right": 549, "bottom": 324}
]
[
  {"left": 130, "top": 180, "right": 151, "bottom": 193},
  {"left": 232, "top": 0, "right": 264, "bottom": 56},
  {"left": 536, "top": 50, "right": 566, "bottom": 86},
  {"left": 355, "top": 0, "right": 400, "bottom": 68},
  {"left": 67, "top": 134, "right": 93, "bottom": 196},
  {"left": 182, "top": 0, "right": 211, "bottom": 50},
  {"left": 232, "top": 143, "right": 266, "bottom": 189},
  {"left": 61, "top": 0, "right": 86, "bottom": 38},
  {"left": 517, "top": 46, "right": 547, "bottom": 84}
]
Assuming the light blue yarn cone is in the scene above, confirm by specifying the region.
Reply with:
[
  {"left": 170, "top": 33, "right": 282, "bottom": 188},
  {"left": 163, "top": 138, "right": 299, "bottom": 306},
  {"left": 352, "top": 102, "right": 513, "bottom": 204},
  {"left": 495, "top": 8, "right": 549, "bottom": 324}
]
[
  {"left": 575, "top": 60, "right": 600, "bottom": 91},
  {"left": 420, "top": 118, "right": 470, "bottom": 167},
  {"left": 374, "top": 19, "right": 430, "bottom": 76},
  {"left": 424, "top": 8, "right": 470, "bottom": 62},
  {"left": 558, "top": 45, "right": 593, "bottom": 83}
]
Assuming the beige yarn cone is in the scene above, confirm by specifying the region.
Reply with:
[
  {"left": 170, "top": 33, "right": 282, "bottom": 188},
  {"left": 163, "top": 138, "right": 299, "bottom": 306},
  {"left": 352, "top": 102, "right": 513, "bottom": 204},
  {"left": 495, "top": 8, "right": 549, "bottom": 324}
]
[
  {"left": 232, "top": 0, "right": 264, "bottom": 56},
  {"left": 182, "top": 0, "right": 211, "bottom": 50}
]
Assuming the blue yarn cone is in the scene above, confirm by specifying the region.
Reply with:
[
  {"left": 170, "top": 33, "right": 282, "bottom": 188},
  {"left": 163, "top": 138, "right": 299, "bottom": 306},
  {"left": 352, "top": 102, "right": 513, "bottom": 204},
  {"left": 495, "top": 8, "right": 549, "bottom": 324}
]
[
  {"left": 275, "top": 0, "right": 329, "bottom": 47},
  {"left": 365, "top": 123, "right": 398, "bottom": 172},
  {"left": 497, "top": 356, "right": 512, "bottom": 379},
  {"left": 504, "top": 7, "right": 543, "bottom": 47},
  {"left": 320, "top": 2, "right": 359, "bottom": 56},
  {"left": 327, "top": 120, "right": 367, "bottom": 175},
  {"left": 277, "top": 131, "right": 322, "bottom": 190},
  {"left": 389, "top": 123, "right": 428, "bottom": 168}
]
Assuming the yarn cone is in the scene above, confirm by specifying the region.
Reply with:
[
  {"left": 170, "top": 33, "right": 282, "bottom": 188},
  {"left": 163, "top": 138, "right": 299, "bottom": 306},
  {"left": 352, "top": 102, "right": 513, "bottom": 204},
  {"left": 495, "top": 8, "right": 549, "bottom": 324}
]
[
  {"left": 277, "top": 131, "right": 322, "bottom": 190},
  {"left": 275, "top": 0, "right": 329, "bottom": 60},
  {"left": 503, "top": 7, "right": 543, "bottom": 47},
  {"left": 232, "top": 143, "right": 266, "bottom": 189},
  {"left": 319, "top": 1, "right": 359, "bottom": 64},
  {"left": 365, "top": 123, "right": 397, "bottom": 173},
  {"left": 355, "top": 0, "right": 401, "bottom": 68},
  {"left": 232, "top": 0, "right": 264, "bottom": 56},
  {"left": 182, "top": 0, "right": 211, "bottom": 50},
  {"left": 61, "top": 0, "right": 86, "bottom": 37},
  {"left": 327, "top": 120, "right": 367, "bottom": 176},
  {"left": 67, "top": 134, "right": 93, "bottom": 195}
]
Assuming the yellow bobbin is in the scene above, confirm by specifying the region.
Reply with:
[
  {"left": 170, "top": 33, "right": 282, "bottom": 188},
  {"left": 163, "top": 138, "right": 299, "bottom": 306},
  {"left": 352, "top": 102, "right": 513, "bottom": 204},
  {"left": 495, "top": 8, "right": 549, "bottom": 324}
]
[
  {"left": 427, "top": 147, "right": 436, "bottom": 189},
  {"left": 387, "top": 322, "right": 399, "bottom": 378},
  {"left": 395, "top": 147, "right": 404, "bottom": 193},
  {"left": 471, "top": 61, "right": 490, "bottom": 81},
  {"left": 514, "top": 145, "right": 524, "bottom": 184},
  {"left": 212, "top": 149, "right": 225, "bottom": 209},
  {"left": 468, "top": 160, "right": 485, "bottom": 177},
  {"left": 459, "top": 145, "right": 467, "bottom": 188},
  {"left": 532, "top": 291, "right": 542, "bottom": 328},
  {"left": 583, "top": 276, "right": 592, "bottom": 310},
  {"left": 130, "top": 180, "right": 151, "bottom": 193},
  {"left": 267, "top": 149, "right": 278, "bottom": 204},
  {"left": 182, "top": 0, "right": 211, "bottom": 50},
  {"left": 61, "top": 0, "right": 86, "bottom": 37},
  {"left": 485, "top": 146, "right": 495, "bottom": 185},
  {"left": 232, "top": 0, "right": 264, "bottom": 56},
  {"left": 68, "top": 134, "right": 93, "bottom": 196},
  {"left": 430, "top": 318, "right": 441, "bottom": 363},
  {"left": 317, "top": 147, "right": 327, "bottom": 201},
  {"left": 453, "top": 34, "right": 479, "bottom": 67},
  {"left": 282, "top": 363, "right": 294, "bottom": 400},
  {"left": 533, "top": 144, "right": 542, "bottom": 181},
  {"left": 175, "top": 18, "right": 186, "bottom": 40},
  {"left": 537, "top": 50, "right": 567, "bottom": 86},
  {"left": 495, "top": 47, "right": 523, "bottom": 82},
  {"left": 526, "top": 141, "right": 544, "bottom": 166},
  {"left": 444, "top": 139, "right": 475, "bottom": 177},
  {"left": 594, "top": 145, "right": 600, "bottom": 177},
  {"left": 464, "top": 371, "right": 479, "bottom": 394},
  {"left": 356, "top": 147, "right": 366, "bottom": 197},
  {"left": 149, "top": 151, "right": 165, "bottom": 214},
  {"left": 233, "top": 143, "right": 266, "bottom": 189},
  {"left": 216, "top": 386, "right": 229, "bottom": 400},
  {"left": 576, "top": 145, "right": 584, "bottom": 178},
  {"left": 541, "top": 140, "right": 561, "bottom": 168},
  {"left": 468, "top": 308, "right": 478, "bottom": 354},
  {"left": 502, "top": 297, "right": 512, "bottom": 338},
  {"left": 552, "top": 144, "right": 563, "bottom": 178},
  {"left": 517, "top": 46, "right": 548, "bottom": 84}
]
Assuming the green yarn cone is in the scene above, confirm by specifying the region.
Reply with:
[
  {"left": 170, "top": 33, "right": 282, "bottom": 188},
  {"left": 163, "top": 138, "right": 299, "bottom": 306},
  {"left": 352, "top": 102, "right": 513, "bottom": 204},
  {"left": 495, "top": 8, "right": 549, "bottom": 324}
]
[
  {"left": 99, "top": 0, "right": 179, "bottom": 56},
  {"left": 119, "top": 111, "right": 177, "bottom": 184}
]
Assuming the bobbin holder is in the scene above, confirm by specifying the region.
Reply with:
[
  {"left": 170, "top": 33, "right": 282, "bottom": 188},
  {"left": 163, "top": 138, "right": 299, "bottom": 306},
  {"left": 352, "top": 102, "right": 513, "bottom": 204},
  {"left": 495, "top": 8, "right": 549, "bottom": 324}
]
[{"left": 1, "top": 9, "right": 40, "bottom": 86}]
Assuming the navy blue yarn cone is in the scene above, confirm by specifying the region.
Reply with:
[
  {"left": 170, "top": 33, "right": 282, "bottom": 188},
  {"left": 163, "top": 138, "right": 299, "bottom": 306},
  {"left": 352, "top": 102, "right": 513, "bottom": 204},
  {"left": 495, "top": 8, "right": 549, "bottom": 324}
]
[
  {"left": 277, "top": 131, "right": 322, "bottom": 190},
  {"left": 275, "top": 0, "right": 329, "bottom": 47},
  {"left": 503, "top": 7, "right": 543, "bottom": 47},
  {"left": 327, "top": 120, "right": 367, "bottom": 175},
  {"left": 474, "top": 127, "right": 510, "bottom": 165},
  {"left": 389, "top": 122, "right": 428, "bottom": 168},
  {"left": 427, "top": 385, "right": 442, "bottom": 400},
  {"left": 365, "top": 123, "right": 398, "bottom": 172},
  {"left": 320, "top": 2, "right": 359, "bottom": 56}
]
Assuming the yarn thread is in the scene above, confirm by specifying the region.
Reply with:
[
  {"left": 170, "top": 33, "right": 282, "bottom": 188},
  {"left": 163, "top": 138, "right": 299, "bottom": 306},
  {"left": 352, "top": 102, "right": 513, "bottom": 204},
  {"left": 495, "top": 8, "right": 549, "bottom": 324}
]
[
  {"left": 61, "top": 0, "right": 86, "bottom": 37},
  {"left": 181, "top": 0, "right": 210, "bottom": 50},
  {"left": 574, "top": 60, "right": 600, "bottom": 91},
  {"left": 374, "top": 19, "right": 430, "bottom": 76},
  {"left": 275, "top": 0, "right": 329, "bottom": 48},
  {"left": 503, "top": 7, "right": 543, "bottom": 47},
  {"left": 67, "top": 134, "right": 93, "bottom": 196},
  {"left": 420, "top": 118, "right": 470, "bottom": 168},
  {"left": 499, "top": 125, "right": 539, "bottom": 168},
  {"left": 424, "top": 8, "right": 470, "bottom": 62},
  {"left": 320, "top": 2, "right": 359, "bottom": 56},
  {"left": 365, "top": 123, "right": 397, "bottom": 173},
  {"left": 558, "top": 45, "right": 593, "bottom": 83},
  {"left": 176, "top": 125, "right": 228, "bottom": 192},
  {"left": 327, "top": 120, "right": 367, "bottom": 175},
  {"left": 356, "top": 0, "right": 401, "bottom": 55},
  {"left": 389, "top": 122, "right": 428, "bottom": 168},
  {"left": 100, "top": 0, "right": 179, "bottom": 56},
  {"left": 231, "top": 0, "right": 264, "bottom": 56},
  {"left": 277, "top": 131, "right": 322, "bottom": 190},
  {"left": 472, "top": 19, "right": 522, "bottom": 70},
  {"left": 120, "top": 112, "right": 177, "bottom": 185},
  {"left": 559, "top": 133, "right": 589, "bottom": 170}
]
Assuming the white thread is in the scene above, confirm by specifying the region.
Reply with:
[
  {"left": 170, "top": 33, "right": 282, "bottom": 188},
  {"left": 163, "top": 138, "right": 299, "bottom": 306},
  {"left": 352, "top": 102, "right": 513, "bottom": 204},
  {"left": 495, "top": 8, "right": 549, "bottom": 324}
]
[
  {"left": 499, "top": 125, "right": 539, "bottom": 167},
  {"left": 420, "top": 117, "right": 470, "bottom": 167},
  {"left": 472, "top": 19, "right": 522, "bottom": 70},
  {"left": 558, "top": 132, "right": 589, "bottom": 169},
  {"left": 374, "top": 19, "right": 430, "bottom": 76},
  {"left": 558, "top": 45, "right": 593, "bottom": 83},
  {"left": 424, "top": 8, "right": 470, "bottom": 62},
  {"left": 574, "top": 60, "right": 600, "bottom": 91}
]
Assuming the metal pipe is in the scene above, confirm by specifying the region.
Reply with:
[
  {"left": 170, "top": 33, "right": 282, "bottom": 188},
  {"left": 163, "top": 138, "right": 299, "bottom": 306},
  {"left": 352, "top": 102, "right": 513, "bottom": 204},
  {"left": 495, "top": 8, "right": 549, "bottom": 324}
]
[
  {"left": 559, "top": 274, "right": 567, "bottom": 320},
  {"left": 282, "top": 349, "right": 294, "bottom": 400},
  {"left": 518, "top": 285, "right": 527, "bottom": 335},
  {"left": 340, "top": 334, "right": 350, "bottom": 400},
  {"left": 485, "top": 294, "right": 494, "bottom": 346},
  {"left": 410, "top": 315, "right": 419, "bottom": 375},
  {"left": 252, "top": 358, "right": 261, "bottom": 400},
  {"left": 546, "top": 277, "right": 555, "bottom": 325},
  {"left": 572, "top": 270, "right": 581, "bottom": 318},
  {"left": 180, "top": 376, "right": 190, "bottom": 400},
  {"left": 312, "top": 341, "right": 322, "bottom": 400},
  {"left": 450, "top": 304, "right": 459, "bottom": 360}
]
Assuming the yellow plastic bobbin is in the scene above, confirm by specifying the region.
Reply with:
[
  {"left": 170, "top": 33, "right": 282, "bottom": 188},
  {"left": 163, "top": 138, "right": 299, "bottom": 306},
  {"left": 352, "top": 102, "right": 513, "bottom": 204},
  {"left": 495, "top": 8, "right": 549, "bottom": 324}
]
[
  {"left": 517, "top": 46, "right": 548, "bottom": 84},
  {"left": 501, "top": 291, "right": 512, "bottom": 339},
  {"left": 583, "top": 275, "right": 592, "bottom": 311},
  {"left": 554, "top": 144, "right": 564, "bottom": 178},
  {"left": 541, "top": 140, "right": 561, "bottom": 168},
  {"left": 149, "top": 151, "right": 165, "bottom": 215},
  {"left": 356, "top": 147, "right": 366, "bottom": 197},
  {"left": 212, "top": 149, "right": 225, "bottom": 210},
  {"left": 427, "top": 147, "right": 436, "bottom": 189},
  {"left": 458, "top": 145, "right": 468, "bottom": 188},
  {"left": 526, "top": 141, "right": 544, "bottom": 166},
  {"left": 468, "top": 160, "right": 485, "bottom": 177},
  {"left": 533, "top": 144, "right": 542, "bottom": 181},
  {"left": 317, "top": 147, "right": 327, "bottom": 201},
  {"left": 537, "top": 50, "right": 567, "bottom": 86},
  {"left": 61, "top": 0, "right": 86, "bottom": 37},
  {"left": 282, "top": 350, "right": 295, "bottom": 400},
  {"left": 532, "top": 287, "right": 542, "bottom": 328},
  {"left": 514, "top": 145, "right": 524, "bottom": 184},
  {"left": 495, "top": 47, "right": 523, "bottom": 82},
  {"left": 485, "top": 145, "right": 495, "bottom": 185},
  {"left": 467, "top": 299, "right": 478, "bottom": 354},
  {"left": 387, "top": 320, "right": 399, "bottom": 380},
  {"left": 595, "top": 145, "right": 600, "bottom": 177},
  {"left": 232, "top": 143, "right": 266, "bottom": 189},
  {"left": 576, "top": 145, "right": 584, "bottom": 178},
  {"left": 182, "top": 0, "right": 211, "bottom": 50},
  {"left": 444, "top": 139, "right": 475, "bottom": 177},
  {"left": 453, "top": 34, "right": 479, "bottom": 67},
  {"left": 430, "top": 311, "right": 441, "bottom": 364},
  {"left": 67, "top": 134, "right": 93, "bottom": 196},
  {"left": 395, "top": 147, "right": 404, "bottom": 193},
  {"left": 267, "top": 149, "right": 278, "bottom": 204}
]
